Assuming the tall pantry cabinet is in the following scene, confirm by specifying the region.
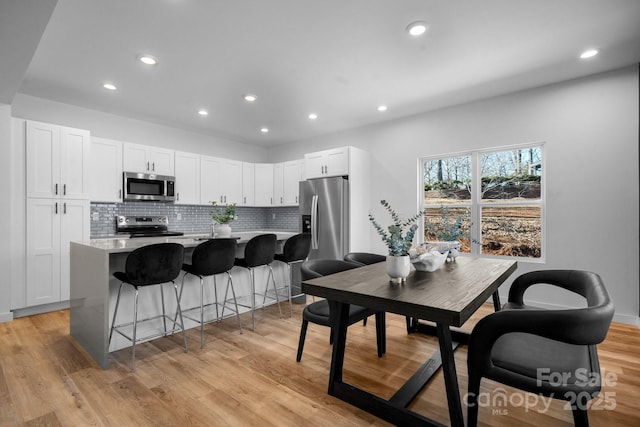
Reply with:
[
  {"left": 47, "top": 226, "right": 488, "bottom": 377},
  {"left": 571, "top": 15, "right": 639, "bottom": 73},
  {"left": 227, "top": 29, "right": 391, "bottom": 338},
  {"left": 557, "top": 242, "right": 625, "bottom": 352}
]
[{"left": 24, "top": 121, "right": 90, "bottom": 307}]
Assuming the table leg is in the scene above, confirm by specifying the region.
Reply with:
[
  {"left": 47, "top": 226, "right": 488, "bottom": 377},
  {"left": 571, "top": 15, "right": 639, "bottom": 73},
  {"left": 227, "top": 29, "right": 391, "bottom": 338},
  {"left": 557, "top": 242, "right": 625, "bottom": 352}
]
[
  {"left": 328, "top": 302, "right": 350, "bottom": 394},
  {"left": 436, "top": 323, "right": 464, "bottom": 427},
  {"left": 492, "top": 291, "right": 502, "bottom": 311}
]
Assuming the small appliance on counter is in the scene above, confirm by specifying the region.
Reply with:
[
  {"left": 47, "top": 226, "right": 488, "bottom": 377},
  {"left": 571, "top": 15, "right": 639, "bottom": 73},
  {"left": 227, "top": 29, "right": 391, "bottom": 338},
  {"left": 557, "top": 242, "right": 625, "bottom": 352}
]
[{"left": 116, "top": 215, "right": 184, "bottom": 238}]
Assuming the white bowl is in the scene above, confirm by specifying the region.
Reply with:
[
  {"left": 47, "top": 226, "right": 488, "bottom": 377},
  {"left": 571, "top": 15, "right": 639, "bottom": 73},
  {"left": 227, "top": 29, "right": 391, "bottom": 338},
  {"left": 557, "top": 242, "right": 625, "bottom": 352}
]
[{"left": 410, "top": 250, "right": 448, "bottom": 272}]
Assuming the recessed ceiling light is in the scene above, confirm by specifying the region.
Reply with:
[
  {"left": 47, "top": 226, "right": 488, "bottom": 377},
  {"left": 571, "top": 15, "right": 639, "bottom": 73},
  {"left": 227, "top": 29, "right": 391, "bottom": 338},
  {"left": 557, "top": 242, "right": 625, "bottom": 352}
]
[
  {"left": 138, "top": 54, "right": 158, "bottom": 65},
  {"left": 103, "top": 83, "right": 117, "bottom": 90},
  {"left": 260, "top": 127, "right": 269, "bottom": 133},
  {"left": 198, "top": 109, "right": 208, "bottom": 116},
  {"left": 244, "top": 94, "right": 257, "bottom": 102},
  {"left": 377, "top": 105, "right": 388, "bottom": 112},
  {"left": 406, "top": 21, "right": 428, "bottom": 36},
  {"left": 580, "top": 49, "right": 599, "bottom": 59},
  {"left": 308, "top": 113, "right": 318, "bottom": 120}
]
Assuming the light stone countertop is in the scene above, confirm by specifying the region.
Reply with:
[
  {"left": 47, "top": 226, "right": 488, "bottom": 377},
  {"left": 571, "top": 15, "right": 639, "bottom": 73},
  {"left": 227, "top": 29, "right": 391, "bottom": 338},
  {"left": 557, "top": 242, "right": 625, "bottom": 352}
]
[{"left": 81, "top": 230, "right": 298, "bottom": 254}]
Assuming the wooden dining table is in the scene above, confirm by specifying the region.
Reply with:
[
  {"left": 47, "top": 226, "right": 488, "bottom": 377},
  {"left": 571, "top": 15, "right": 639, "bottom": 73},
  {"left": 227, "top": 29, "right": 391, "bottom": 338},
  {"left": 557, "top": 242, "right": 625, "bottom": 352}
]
[{"left": 301, "top": 256, "right": 517, "bottom": 427}]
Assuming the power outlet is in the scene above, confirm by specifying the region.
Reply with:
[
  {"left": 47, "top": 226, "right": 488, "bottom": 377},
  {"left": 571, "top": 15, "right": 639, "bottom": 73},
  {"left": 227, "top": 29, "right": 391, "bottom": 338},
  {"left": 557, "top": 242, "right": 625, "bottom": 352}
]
[{"left": 176, "top": 213, "right": 182, "bottom": 221}]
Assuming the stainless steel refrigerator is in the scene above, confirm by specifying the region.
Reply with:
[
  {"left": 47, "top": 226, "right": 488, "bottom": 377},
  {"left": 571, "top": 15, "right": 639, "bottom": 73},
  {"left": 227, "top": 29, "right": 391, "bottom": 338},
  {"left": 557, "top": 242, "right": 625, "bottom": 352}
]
[{"left": 299, "top": 176, "right": 349, "bottom": 260}]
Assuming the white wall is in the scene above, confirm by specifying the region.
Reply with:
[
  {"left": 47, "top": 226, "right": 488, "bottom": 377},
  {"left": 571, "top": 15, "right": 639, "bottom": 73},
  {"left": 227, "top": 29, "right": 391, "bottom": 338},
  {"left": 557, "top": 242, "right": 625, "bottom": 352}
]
[
  {"left": 271, "top": 66, "right": 640, "bottom": 323},
  {"left": 0, "top": 104, "right": 13, "bottom": 321},
  {"left": 12, "top": 94, "right": 268, "bottom": 162}
]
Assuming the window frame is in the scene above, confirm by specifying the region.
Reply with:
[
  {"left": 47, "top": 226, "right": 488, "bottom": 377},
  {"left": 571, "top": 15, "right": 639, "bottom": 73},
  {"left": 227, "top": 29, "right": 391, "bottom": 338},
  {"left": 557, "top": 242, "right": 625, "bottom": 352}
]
[{"left": 419, "top": 142, "right": 546, "bottom": 262}]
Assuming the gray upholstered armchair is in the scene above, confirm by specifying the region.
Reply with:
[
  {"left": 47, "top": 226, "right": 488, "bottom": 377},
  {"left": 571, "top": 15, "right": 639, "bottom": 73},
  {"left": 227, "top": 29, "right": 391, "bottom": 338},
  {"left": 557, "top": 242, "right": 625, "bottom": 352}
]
[{"left": 467, "top": 270, "right": 614, "bottom": 427}]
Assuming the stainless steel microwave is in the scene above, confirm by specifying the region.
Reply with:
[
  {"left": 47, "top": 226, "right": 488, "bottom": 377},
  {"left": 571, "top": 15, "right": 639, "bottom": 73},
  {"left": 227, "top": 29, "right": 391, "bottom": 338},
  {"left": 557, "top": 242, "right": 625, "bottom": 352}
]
[{"left": 123, "top": 172, "right": 175, "bottom": 202}]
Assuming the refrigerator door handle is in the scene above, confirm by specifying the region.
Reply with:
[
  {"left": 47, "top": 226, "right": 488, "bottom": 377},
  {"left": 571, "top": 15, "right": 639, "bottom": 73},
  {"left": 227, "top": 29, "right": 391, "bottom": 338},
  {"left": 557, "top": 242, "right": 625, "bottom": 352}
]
[{"left": 311, "top": 194, "right": 319, "bottom": 249}]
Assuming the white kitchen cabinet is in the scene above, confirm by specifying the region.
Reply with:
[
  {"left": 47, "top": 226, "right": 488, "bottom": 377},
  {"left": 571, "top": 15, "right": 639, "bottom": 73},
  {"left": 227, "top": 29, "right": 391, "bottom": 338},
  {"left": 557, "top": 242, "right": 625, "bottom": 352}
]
[
  {"left": 26, "top": 121, "right": 91, "bottom": 199},
  {"left": 174, "top": 151, "right": 201, "bottom": 204},
  {"left": 242, "top": 162, "right": 255, "bottom": 206},
  {"left": 273, "top": 163, "right": 284, "bottom": 205},
  {"left": 200, "top": 155, "right": 222, "bottom": 205},
  {"left": 26, "top": 198, "right": 90, "bottom": 306},
  {"left": 123, "top": 142, "right": 174, "bottom": 175},
  {"left": 304, "top": 146, "right": 349, "bottom": 179},
  {"left": 221, "top": 159, "right": 243, "bottom": 205},
  {"left": 254, "top": 163, "right": 274, "bottom": 206},
  {"left": 274, "top": 159, "right": 303, "bottom": 205},
  {"left": 283, "top": 159, "right": 304, "bottom": 205},
  {"left": 200, "top": 156, "right": 242, "bottom": 205},
  {"left": 89, "top": 137, "right": 123, "bottom": 202}
]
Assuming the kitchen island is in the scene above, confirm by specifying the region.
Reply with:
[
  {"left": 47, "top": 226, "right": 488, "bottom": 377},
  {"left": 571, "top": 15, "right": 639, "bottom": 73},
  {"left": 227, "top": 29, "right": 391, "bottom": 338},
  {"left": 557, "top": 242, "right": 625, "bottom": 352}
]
[{"left": 70, "top": 231, "right": 296, "bottom": 369}]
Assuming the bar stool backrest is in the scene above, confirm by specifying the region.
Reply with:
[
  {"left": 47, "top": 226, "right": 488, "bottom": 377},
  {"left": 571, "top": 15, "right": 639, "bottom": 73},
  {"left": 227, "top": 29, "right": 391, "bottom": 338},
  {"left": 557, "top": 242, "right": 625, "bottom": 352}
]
[
  {"left": 124, "top": 243, "right": 184, "bottom": 286},
  {"left": 281, "top": 233, "right": 311, "bottom": 263},
  {"left": 243, "top": 234, "right": 277, "bottom": 267},
  {"left": 190, "top": 238, "right": 237, "bottom": 276}
]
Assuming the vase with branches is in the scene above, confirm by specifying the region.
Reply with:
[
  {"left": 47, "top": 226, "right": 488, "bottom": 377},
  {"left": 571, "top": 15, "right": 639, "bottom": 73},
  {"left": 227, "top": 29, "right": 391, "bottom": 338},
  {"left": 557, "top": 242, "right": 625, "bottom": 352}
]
[
  {"left": 369, "top": 200, "right": 424, "bottom": 282},
  {"left": 210, "top": 202, "right": 236, "bottom": 237}
]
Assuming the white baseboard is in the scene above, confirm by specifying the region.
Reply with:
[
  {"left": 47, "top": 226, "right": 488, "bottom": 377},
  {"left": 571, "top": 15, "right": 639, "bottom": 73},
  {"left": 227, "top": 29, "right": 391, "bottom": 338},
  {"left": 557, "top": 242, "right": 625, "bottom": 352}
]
[{"left": 0, "top": 311, "right": 13, "bottom": 323}]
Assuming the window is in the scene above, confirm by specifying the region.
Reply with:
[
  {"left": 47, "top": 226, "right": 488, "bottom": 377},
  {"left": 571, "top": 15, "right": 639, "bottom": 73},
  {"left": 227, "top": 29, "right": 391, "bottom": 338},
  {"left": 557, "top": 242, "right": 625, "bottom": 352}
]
[{"left": 421, "top": 144, "right": 544, "bottom": 260}]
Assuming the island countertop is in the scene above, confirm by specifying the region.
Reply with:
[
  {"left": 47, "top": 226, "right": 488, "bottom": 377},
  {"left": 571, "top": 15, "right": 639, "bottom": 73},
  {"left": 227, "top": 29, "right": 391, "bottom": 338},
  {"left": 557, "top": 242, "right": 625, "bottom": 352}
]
[{"left": 81, "top": 230, "right": 298, "bottom": 253}]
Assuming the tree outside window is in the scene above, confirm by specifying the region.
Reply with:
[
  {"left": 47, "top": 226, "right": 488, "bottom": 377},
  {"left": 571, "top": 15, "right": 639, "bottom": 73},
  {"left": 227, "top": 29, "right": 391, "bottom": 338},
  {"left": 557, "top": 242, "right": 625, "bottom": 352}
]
[{"left": 421, "top": 145, "right": 544, "bottom": 259}]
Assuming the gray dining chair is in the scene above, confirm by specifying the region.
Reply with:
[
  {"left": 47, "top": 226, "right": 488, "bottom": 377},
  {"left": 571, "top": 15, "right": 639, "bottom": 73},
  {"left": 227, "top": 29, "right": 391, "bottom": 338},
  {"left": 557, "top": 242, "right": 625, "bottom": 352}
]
[{"left": 466, "top": 270, "right": 614, "bottom": 427}]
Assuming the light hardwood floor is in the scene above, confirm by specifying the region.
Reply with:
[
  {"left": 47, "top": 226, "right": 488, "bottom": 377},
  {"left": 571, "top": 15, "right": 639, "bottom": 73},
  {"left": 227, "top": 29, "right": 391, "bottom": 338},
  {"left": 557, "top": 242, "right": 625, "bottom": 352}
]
[{"left": 1, "top": 302, "right": 638, "bottom": 426}]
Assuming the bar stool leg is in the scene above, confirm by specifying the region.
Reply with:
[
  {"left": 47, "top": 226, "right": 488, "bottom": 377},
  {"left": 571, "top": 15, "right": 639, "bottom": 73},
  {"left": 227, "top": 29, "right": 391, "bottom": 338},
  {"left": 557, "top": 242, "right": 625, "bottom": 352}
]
[
  {"left": 267, "top": 265, "right": 283, "bottom": 318},
  {"left": 160, "top": 284, "right": 167, "bottom": 334},
  {"left": 250, "top": 267, "right": 256, "bottom": 331},
  {"left": 131, "top": 288, "right": 139, "bottom": 372},
  {"left": 227, "top": 272, "right": 243, "bottom": 334},
  {"left": 199, "top": 276, "right": 205, "bottom": 348},
  {"left": 213, "top": 275, "right": 220, "bottom": 322},
  {"left": 172, "top": 281, "right": 188, "bottom": 352}
]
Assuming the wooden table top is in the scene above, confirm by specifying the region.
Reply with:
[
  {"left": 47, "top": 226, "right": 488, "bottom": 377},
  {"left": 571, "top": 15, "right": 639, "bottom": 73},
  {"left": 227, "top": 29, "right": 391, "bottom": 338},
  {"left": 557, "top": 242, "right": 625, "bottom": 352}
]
[{"left": 302, "top": 257, "right": 517, "bottom": 327}]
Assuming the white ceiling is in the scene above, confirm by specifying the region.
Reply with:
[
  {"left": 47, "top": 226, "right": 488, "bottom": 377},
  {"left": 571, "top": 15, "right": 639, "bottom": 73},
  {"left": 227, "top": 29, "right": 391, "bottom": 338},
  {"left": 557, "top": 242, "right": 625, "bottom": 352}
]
[{"left": 8, "top": 0, "right": 640, "bottom": 147}]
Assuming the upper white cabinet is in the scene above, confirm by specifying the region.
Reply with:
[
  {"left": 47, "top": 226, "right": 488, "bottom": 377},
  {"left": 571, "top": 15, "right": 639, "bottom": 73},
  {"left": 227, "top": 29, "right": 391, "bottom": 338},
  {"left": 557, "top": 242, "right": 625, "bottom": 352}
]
[
  {"left": 304, "top": 147, "right": 349, "bottom": 179},
  {"left": 200, "top": 156, "right": 242, "bottom": 205},
  {"left": 254, "top": 163, "right": 274, "bottom": 206},
  {"left": 200, "top": 155, "right": 222, "bottom": 205},
  {"left": 123, "top": 142, "right": 174, "bottom": 176},
  {"left": 242, "top": 162, "right": 255, "bottom": 206},
  {"left": 26, "top": 121, "right": 91, "bottom": 200},
  {"left": 89, "top": 137, "right": 123, "bottom": 203},
  {"left": 174, "top": 151, "right": 201, "bottom": 205},
  {"left": 274, "top": 159, "right": 304, "bottom": 205},
  {"left": 221, "top": 159, "right": 243, "bottom": 205}
]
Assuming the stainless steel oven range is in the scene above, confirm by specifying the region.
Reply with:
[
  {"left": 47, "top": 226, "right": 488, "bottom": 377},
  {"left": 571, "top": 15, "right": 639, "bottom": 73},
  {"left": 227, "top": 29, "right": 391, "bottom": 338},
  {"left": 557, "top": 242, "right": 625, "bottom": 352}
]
[{"left": 116, "top": 215, "right": 184, "bottom": 238}]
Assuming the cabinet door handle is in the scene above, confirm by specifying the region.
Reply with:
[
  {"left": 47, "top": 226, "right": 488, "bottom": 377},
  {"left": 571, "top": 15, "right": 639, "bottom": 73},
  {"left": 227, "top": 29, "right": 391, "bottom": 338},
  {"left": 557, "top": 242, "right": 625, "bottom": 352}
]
[
  {"left": 55, "top": 183, "right": 58, "bottom": 195},
  {"left": 280, "top": 197, "right": 283, "bottom": 204},
  {"left": 147, "top": 161, "right": 150, "bottom": 171},
  {"left": 220, "top": 196, "right": 223, "bottom": 203},
  {"left": 243, "top": 196, "right": 246, "bottom": 204},
  {"left": 152, "top": 162, "right": 155, "bottom": 171},
  {"left": 119, "top": 189, "right": 122, "bottom": 199},
  {"left": 55, "top": 202, "right": 58, "bottom": 214},
  {"left": 64, "top": 203, "right": 67, "bottom": 214},
  {"left": 270, "top": 197, "right": 272, "bottom": 205},
  {"left": 177, "top": 193, "right": 180, "bottom": 201},
  {"left": 63, "top": 184, "right": 66, "bottom": 196}
]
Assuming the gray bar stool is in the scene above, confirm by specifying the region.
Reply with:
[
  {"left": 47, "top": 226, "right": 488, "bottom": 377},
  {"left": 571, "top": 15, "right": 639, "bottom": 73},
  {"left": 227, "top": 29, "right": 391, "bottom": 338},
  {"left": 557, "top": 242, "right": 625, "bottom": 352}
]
[
  {"left": 109, "top": 242, "right": 188, "bottom": 372},
  {"left": 274, "top": 233, "right": 311, "bottom": 316},
  {"left": 234, "top": 233, "right": 281, "bottom": 330},
  {"left": 179, "top": 238, "right": 243, "bottom": 348}
]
